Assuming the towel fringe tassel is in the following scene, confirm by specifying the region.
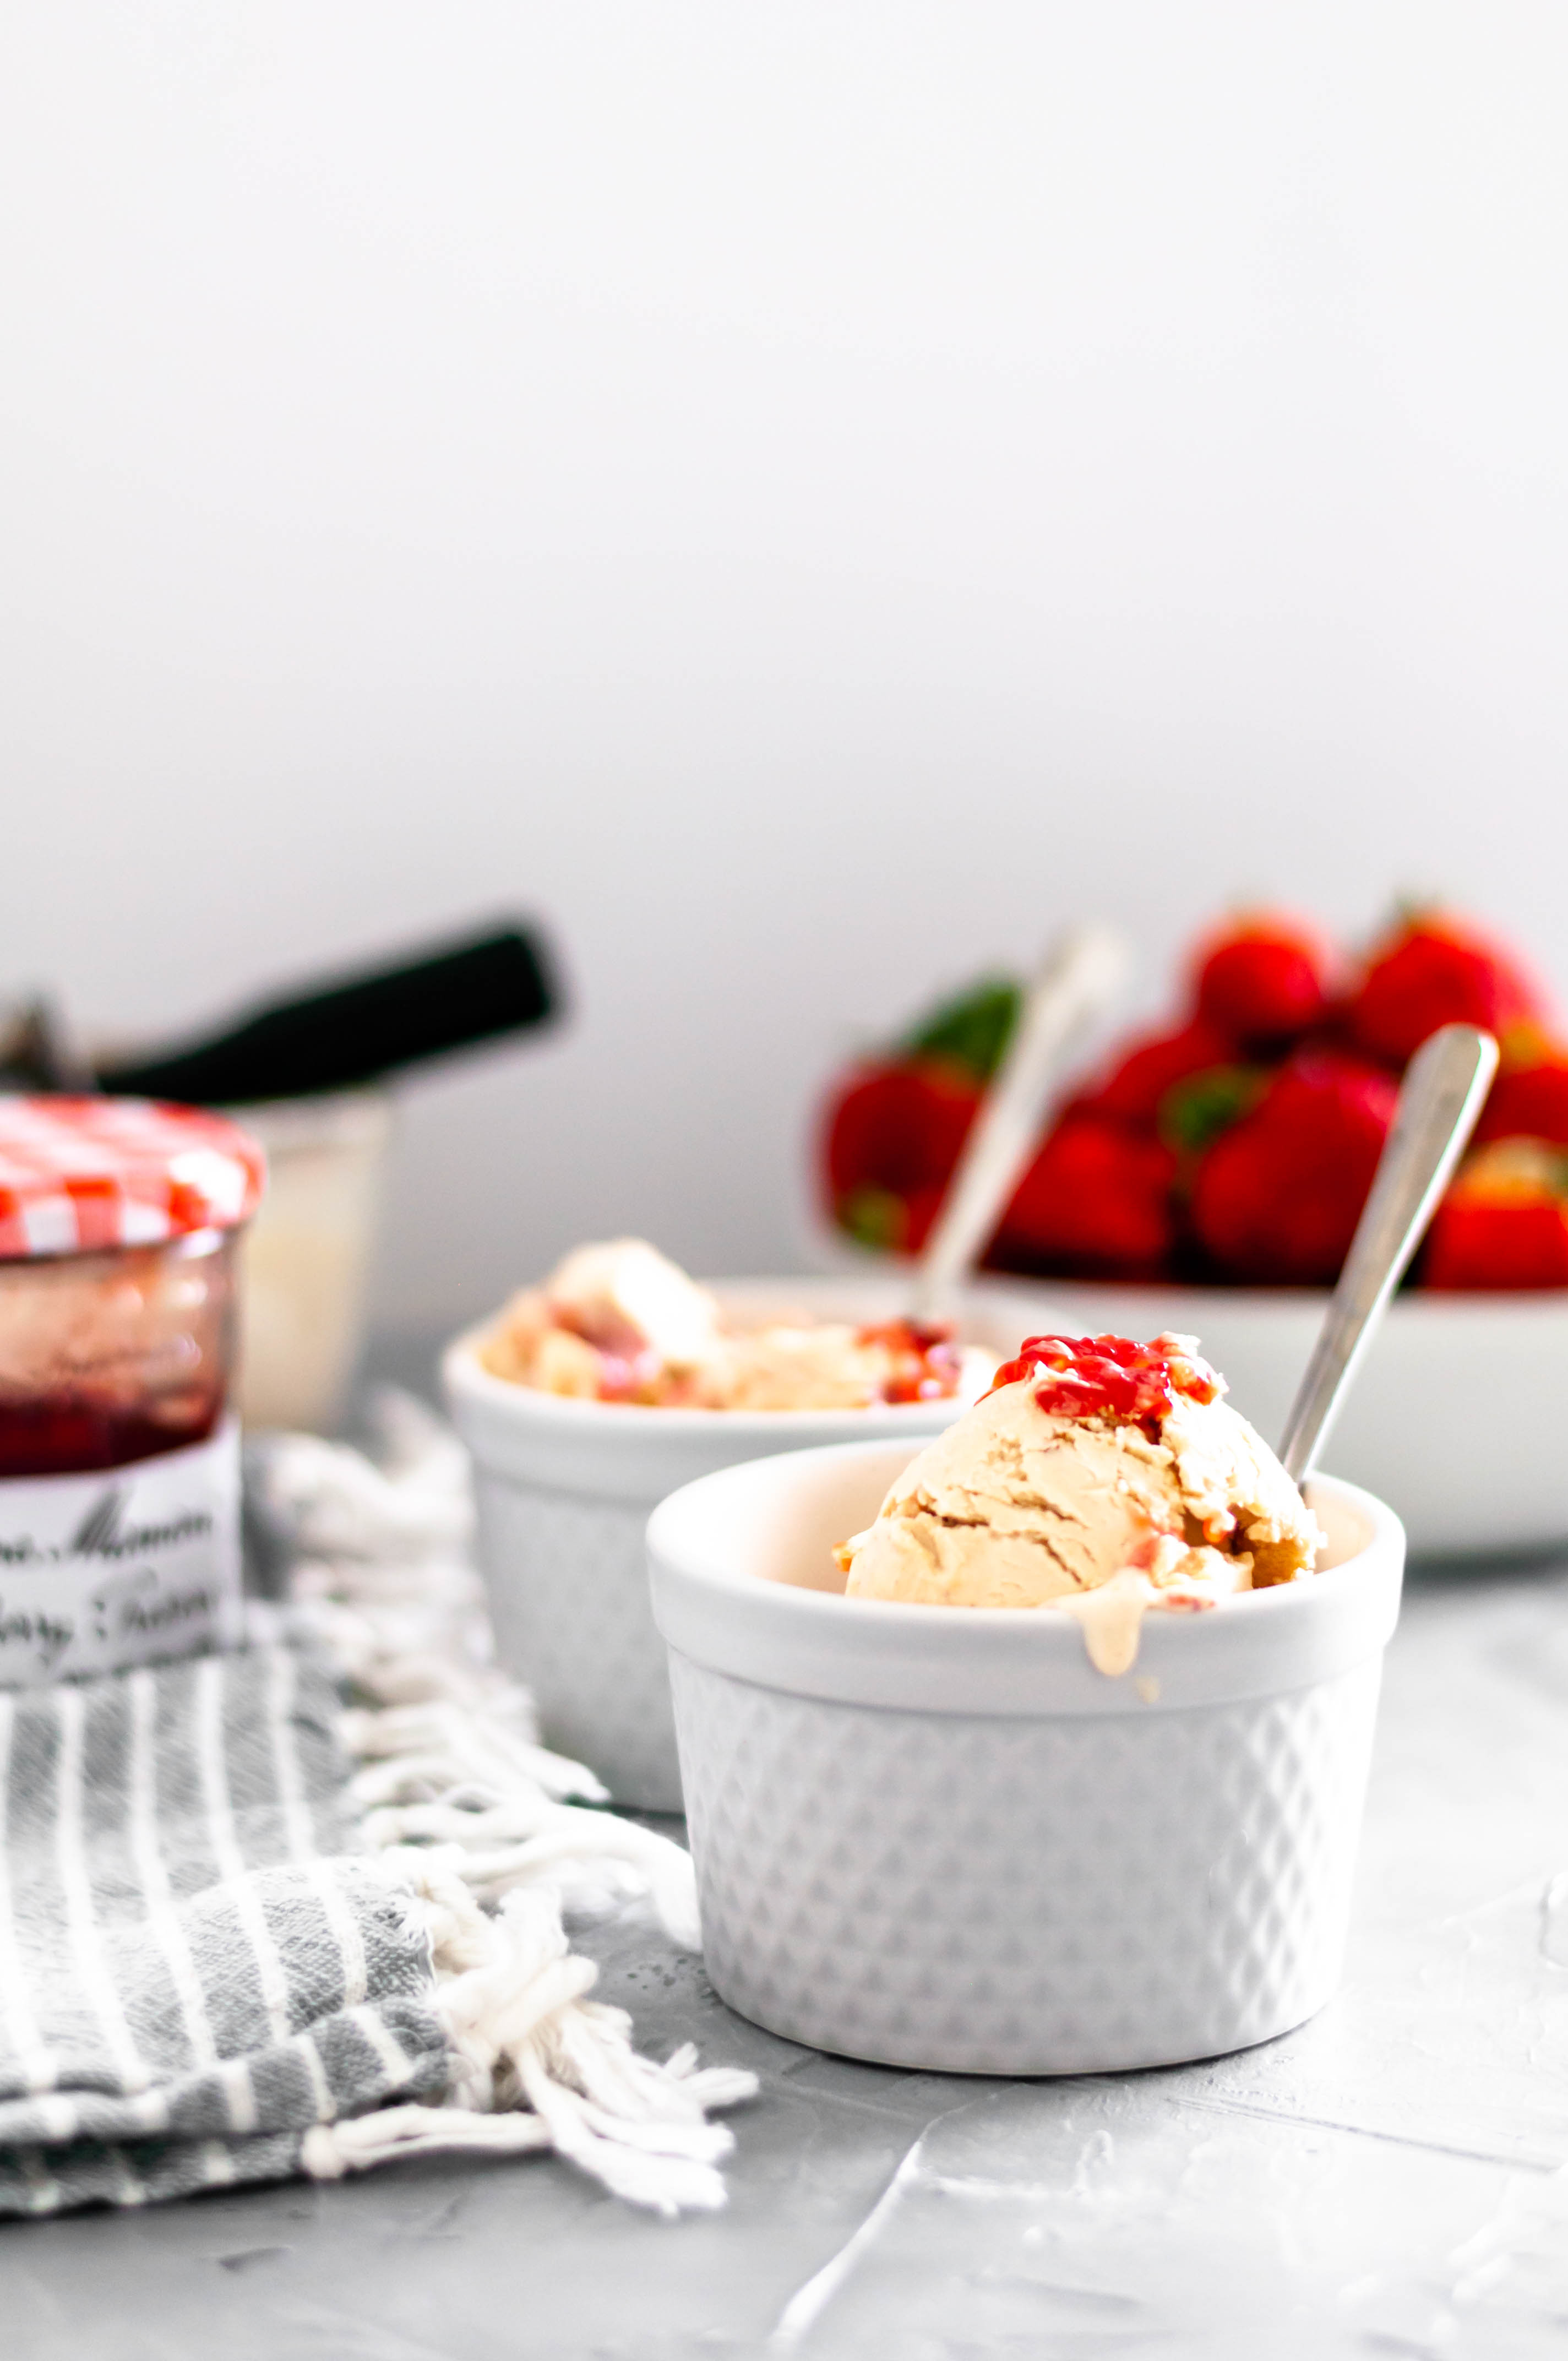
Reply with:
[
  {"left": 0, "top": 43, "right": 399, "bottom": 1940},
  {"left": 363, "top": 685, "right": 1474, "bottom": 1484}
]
[{"left": 251, "top": 1398, "right": 754, "bottom": 2215}]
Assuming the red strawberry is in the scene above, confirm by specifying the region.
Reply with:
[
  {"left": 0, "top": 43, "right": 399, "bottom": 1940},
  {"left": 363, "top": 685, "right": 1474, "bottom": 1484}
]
[
  {"left": 987, "top": 1114, "right": 1177, "bottom": 1278},
  {"left": 1193, "top": 912, "right": 1330, "bottom": 1051},
  {"left": 1349, "top": 911, "right": 1546, "bottom": 1068},
  {"left": 1423, "top": 1142, "right": 1568, "bottom": 1290},
  {"left": 1190, "top": 1048, "right": 1397, "bottom": 1284},
  {"left": 1473, "top": 1052, "right": 1568, "bottom": 1147},
  {"left": 1075, "top": 1017, "right": 1234, "bottom": 1129},
  {"left": 822, "top": 1059, "right": 981, "bottom": 1253}
]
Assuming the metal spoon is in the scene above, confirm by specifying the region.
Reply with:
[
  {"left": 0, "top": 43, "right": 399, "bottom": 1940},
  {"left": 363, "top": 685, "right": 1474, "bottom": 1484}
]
[
  {"left": 1278, "top": 1022, "right": 1499, "bottom": 1486},
  {"left": 910, "top": 923, "right": 1129, "bottom": 1323}
]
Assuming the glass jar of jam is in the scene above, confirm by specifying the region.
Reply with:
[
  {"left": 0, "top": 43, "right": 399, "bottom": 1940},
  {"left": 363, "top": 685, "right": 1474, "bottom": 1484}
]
[{"left": 0, "top": 1098, "right": 265, "bottom": 1686}]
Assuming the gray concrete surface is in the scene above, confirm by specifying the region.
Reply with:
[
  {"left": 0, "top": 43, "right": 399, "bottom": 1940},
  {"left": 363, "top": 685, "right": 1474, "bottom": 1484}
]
[{"left": 4, "top": 1550, "right": 1567, "bottom": 2359}]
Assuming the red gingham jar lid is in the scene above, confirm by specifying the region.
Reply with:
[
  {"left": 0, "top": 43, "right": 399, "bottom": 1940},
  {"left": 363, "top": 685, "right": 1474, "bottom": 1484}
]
[{"left": 0, "top": 1098, "right": 266, "bottom": 1260}]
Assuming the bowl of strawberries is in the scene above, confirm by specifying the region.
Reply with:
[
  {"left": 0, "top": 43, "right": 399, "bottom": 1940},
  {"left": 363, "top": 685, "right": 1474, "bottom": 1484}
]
[{"left": 816, "top": 908, "right": 1568, "bottom": 1557}]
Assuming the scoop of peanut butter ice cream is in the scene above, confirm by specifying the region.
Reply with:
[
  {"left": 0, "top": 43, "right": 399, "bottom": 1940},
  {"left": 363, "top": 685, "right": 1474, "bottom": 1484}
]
[
  {"left": 695, "top": 1324, "right": 922, "bottom": 1412},
  {"left": 837, "top": 1334, "right": 1320, "bottom": 1625},
  {"left": 478, "top": 1240, "right": 983, "bottom": 1408}
]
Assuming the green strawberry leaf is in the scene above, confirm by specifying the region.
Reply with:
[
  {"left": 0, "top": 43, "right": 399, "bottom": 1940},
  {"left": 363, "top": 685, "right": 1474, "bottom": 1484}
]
[
  {"left": 1159, "top": 1064, "right": 1268, "bottom": 1155},
  {"left": 903, "top": 975, "right": 1021, "bottom": 1084}
]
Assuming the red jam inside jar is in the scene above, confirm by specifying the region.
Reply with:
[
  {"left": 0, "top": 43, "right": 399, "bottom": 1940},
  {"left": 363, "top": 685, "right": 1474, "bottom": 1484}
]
[
  {"left": 987, "top": 1331, "right": 1221, "bottom": 1438},
  {"left": 0, "top": 1233, "right": 237, "bottom": 1476},
  {"left": 0, "top": 1097, "right": 264, "bottom": 1478}
]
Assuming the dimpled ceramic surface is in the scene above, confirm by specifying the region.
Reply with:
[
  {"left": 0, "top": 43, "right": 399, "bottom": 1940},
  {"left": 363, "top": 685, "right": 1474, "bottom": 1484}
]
[
  {"left": 474, "top": 1475, "right": 680, "bottom": 1806},
  {"left": 650, "top": 1440, "right": 1404, "bottom": 2075},
  {"left": 672, "top": 1656, "right": 1382, "bottom": 2074}
]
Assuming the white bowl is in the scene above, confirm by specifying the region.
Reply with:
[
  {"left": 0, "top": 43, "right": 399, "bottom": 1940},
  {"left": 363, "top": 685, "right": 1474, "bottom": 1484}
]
[
  {"left": 649, "top": 1439, "right": 1404, "bottom": 2076},
  {"left": 808, "top": 1227, "right": 1568, "bottom": 1557},
  {"left": 966, "top": 1275, "right": 1568, "bottom": 1559},
  {"left": 442, "top": 1278, "right": 1020, "bottom": 1809}
]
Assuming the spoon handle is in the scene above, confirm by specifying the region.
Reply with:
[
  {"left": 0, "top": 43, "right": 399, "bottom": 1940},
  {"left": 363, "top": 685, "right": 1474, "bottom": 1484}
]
[
  {"left": 910, "top": 924, "right": 1128, "bottom": 1323},
  {"left": 1278, "top": 1023, "right": 1499, "bottom": 1486}
]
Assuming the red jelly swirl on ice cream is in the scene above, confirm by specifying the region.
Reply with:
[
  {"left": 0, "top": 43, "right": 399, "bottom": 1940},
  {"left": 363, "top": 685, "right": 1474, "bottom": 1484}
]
[
  {"left": 986, "top": 1331, "right": 1221, "bottom": 1439},
  {"left": 854, "top": 1318, "right": 964, "bottom": 1405}
]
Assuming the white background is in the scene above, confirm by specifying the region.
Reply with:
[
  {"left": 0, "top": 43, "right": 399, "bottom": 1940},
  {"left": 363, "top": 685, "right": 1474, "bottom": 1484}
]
[{"left": 4, "top": 4, "right": 1567, "bottom": 1329}]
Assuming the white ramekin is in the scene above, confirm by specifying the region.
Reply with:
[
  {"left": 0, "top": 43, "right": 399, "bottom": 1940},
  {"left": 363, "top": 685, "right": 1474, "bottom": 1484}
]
[
  {"left": 442, "top": 1279, "right": 1017, "bottom": 1810},
  {"left": 647, "top": 1438, "right": 1405, "bottom": 2076}
]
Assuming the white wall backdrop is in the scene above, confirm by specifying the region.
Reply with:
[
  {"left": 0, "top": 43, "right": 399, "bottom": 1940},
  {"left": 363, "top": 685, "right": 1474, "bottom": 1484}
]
[{"left": 4, "top": 4, "right": 1567, "bottom": 1325}]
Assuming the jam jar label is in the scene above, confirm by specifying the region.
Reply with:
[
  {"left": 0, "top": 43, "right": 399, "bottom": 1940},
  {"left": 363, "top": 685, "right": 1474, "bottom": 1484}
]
[{"left": 0, "top": 1422, "right": 243, "bottom": 1686}]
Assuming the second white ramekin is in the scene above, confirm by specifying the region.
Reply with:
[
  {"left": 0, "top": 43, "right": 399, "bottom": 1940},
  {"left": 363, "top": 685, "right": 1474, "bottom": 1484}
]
[
  {"left": 648, "top": 1439, "right": 1404, "bottom": 2075},
  {"left": 443, "top": 1279, "right": 1014, "bottom": 1809}
]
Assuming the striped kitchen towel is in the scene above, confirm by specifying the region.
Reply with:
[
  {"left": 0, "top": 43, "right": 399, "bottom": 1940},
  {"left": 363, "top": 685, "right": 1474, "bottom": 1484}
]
[
  {"left": 0, "top": 1646, "right": 449, "bottom": 2215},
  {"left": 0, "top": 1418, "right": 754, "bottom": 2219}
]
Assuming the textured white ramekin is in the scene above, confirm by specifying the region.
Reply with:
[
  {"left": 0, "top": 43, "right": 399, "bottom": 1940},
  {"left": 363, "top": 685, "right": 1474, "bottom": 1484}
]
[
  {"left": 443, "top": 1280, "right": 1014, "bottom": 1809},
  {"left": 647, "top": 1438, "right": 1404, "bottom": 2075}
]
